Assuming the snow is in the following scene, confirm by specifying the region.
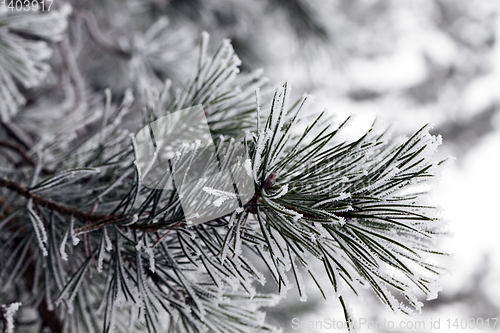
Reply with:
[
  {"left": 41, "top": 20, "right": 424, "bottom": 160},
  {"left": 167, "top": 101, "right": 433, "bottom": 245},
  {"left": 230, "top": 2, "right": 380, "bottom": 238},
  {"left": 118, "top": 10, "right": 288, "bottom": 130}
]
[
  {"left": 97, "top": 238, "right": 105, "bottom": 273},
  {"left": 1, "top": 302, "right": 22, "bottom": 333},
  {"left": 243, "top": 159, "right": 253, "bottom": 178},
  {"left": 104, "top": 227, "right": 113, "bottom": 252},
  {"left": 145, "top": 247, "right": 156, "bottom": 273},
  {"left": 253, "top": 130, "right": 270, "bottom": 181},
  {"left": 277, "top": 83, "right": 291, "bottom": 133},
  {"left": 233, "top": 222, "right": 242, "bottom": 259},
  {"left": 59, "top": 227, "right": 69, "bottom": 261},
  {"left": 202, "top": 186, "right": 237, "bottom": 207},
  {"left": 312, "top": 192, "right": 351, "bottom": 208},
  {"left": 267, "top": 184, "right": 288, "bottom": 199},
  {"left": 70, "top": 216, "right": 80, "bottom": 246},
  {"left": 263, "top": 197, "right": 302, "bottom": 223},
  {"left": 27, "top": 200, "right": 48, "bottom": 256},
  {"left": 425, "top": 279, "right": 442, "bottom": 301},
  {"left": 123, "top": 213, "right": 139, "bottom": 227}
]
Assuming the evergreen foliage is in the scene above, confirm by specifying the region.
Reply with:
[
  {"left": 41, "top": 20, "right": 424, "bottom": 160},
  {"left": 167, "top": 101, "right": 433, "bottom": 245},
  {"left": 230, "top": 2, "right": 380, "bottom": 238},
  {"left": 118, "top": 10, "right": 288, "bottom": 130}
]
[{"left": 0, "top": 4, "right": 447, "bottom": 333}]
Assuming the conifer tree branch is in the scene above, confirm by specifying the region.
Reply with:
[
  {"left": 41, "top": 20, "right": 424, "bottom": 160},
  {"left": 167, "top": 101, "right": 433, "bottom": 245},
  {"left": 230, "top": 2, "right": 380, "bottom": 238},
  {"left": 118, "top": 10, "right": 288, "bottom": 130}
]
[
  {"left": 0, "top": 20, "right": 448, "bottom": 331},
  {"left": 0, "top": 176, "right": 110, "bottom": 222},
  {"left": 0, "top": 176, "right": 183, "bottom": 235}
]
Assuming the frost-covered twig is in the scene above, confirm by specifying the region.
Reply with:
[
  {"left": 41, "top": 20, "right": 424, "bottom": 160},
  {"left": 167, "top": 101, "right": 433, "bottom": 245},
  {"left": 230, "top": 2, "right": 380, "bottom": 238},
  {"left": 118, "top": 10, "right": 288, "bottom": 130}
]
[{"left": 0, "top": 176, "right": 111, "bottom": 223}]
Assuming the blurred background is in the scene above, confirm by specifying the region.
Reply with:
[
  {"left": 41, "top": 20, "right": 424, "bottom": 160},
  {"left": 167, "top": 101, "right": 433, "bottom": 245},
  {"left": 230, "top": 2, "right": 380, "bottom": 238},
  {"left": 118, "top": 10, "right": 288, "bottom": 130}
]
[{"left": 13, "top": 0, "right": 500, "bottom": 331}]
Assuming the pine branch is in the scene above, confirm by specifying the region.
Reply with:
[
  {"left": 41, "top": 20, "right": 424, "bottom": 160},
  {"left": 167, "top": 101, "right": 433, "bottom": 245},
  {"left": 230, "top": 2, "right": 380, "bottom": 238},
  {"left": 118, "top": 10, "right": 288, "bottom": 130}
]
[
  {"left": 0, "top": 23, "right": 448, "bottom": 333},
  {"left": 246, "top": 82, "right": 446, "bottom": 317},
  {"left": 0, "top": 176, "right": 112, "bottom": 223}
]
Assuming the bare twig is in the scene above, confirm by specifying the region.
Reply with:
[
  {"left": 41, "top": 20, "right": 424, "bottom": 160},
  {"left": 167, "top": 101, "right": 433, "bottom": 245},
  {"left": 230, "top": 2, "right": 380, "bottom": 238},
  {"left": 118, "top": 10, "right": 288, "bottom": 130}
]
[
  {"left": 72, "top": 216, "right": 128, "bottom": 236},
  {"left": 0, "top": 176, "right": 111, "bottom": 223},
  {"left": 1, "top": 177, "right": 187, "bottom": 236}
]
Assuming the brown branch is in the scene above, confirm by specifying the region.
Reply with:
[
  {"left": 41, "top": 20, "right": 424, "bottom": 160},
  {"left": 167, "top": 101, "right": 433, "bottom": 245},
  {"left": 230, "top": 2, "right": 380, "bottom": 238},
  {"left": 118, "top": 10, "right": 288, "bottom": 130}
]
[
  {"left": 1, "top": 176, "right": 194, "bottom": 236},
  {"left": 1, "top": 176, "right": 182, "bottom": 236},
  {"left": 152, "top": 221, "right": 184, "bottom": 248},
  {"left": 0, "top": 176, "right": 110, "bottom": 223},
  {"left": 0, "top": 140, "right": 54, "bottom": 175}
]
